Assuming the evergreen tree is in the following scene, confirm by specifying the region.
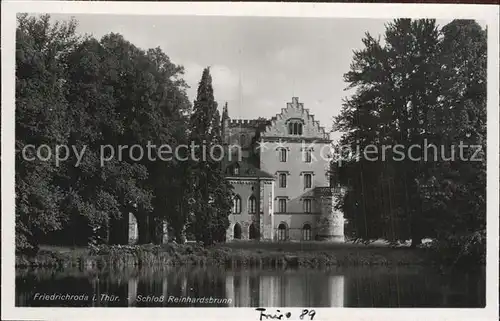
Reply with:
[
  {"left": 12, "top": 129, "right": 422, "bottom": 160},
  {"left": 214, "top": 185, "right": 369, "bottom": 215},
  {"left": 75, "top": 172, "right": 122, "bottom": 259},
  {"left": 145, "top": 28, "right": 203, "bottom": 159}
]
[
  {"left": 334, "top": 18, "right": 486, "bottom": 261},
  {"left": 189, "top": 68, "right": 232, "bottom": 245},
  {"left": 335, "top": 19, "right": 442, "bottom": 246}
]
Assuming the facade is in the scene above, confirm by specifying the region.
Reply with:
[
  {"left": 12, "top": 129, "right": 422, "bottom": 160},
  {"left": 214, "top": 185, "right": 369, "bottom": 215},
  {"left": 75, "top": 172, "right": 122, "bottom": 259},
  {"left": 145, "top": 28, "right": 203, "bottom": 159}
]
[{"left": 223, "top": 97, "right": 344, "bottom": 242}]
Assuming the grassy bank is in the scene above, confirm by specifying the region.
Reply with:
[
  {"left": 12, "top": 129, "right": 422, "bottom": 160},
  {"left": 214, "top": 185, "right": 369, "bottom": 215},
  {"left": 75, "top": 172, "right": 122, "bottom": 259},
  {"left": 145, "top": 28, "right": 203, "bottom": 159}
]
[{"left": 16, "top": 241, "right": 433, "bottom": 269}]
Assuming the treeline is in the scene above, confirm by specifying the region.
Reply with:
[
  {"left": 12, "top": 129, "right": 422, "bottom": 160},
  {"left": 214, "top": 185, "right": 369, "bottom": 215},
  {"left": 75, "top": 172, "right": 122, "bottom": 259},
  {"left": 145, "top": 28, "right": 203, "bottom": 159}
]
[
  {"left": 16, "top": 15, "right": 488, "bottom": 264},
  {"left": 15, "top": 14, "right": 232, "bottom": 252},
  {"left": 333, "top": 19, "right": 487, "bottom": 264}
]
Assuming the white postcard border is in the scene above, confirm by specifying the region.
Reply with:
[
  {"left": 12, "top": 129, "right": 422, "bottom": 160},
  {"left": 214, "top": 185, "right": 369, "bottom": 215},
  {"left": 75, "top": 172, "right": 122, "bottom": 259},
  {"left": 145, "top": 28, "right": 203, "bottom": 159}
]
[{"left": 2, "top": 2, "right": 499, "bottom": 321}]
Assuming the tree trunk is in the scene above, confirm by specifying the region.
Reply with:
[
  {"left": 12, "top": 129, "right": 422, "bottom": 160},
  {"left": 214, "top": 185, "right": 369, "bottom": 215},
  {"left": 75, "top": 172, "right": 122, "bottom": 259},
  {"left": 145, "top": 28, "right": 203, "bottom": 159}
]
[{"left": 175, "top": 226, "right": 186, "bottom": 244}]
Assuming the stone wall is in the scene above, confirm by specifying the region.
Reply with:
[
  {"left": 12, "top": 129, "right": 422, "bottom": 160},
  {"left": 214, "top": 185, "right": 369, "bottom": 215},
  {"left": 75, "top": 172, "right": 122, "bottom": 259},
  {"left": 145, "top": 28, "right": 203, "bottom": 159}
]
[
  {"left": 315, "top": 191, "right": 344, "bottom": 242},
  {"left": 128, "top": 213, "right": 138, "bottom": 245},
  {"left": 162, "top": 221, "right": 168, "bottom": 244},
  {"left": 259, "top": 140, "right": 331, "bottom": 215},
  {"left": 223, "top": 97, "right": 344, "bottom": 243},
  {"left": 260, "top": 180, "right": 275, "bottom": 240},
  {"left": 226, "top": 179, "right": 275, "bottom": 241},
  {"left": 273, "top": 213, "right": 321, "bottom": 240},
  {"left": 227, "top": 179, "right": 259, "bottom": 241}
]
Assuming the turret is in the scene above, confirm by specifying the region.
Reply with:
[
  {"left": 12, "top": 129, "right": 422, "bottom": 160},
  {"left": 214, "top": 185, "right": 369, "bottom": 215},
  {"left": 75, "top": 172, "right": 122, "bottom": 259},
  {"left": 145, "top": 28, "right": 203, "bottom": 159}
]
[
  {"left": 221, "top": 102, "right": 230, "bottom": 144},
  {"left": 315, "top": 187, "right": 345, "bottom": 243}
]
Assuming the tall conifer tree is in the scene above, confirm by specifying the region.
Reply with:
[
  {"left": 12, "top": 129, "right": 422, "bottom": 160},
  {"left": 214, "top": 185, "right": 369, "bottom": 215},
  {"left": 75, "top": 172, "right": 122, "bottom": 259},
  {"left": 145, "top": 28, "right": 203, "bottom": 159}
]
[
  {"left": 334, "top": 18, "right": 486, "bottom": 262},
  {"left": 189, "top": 68, "right": 232, "bottom": 245}
]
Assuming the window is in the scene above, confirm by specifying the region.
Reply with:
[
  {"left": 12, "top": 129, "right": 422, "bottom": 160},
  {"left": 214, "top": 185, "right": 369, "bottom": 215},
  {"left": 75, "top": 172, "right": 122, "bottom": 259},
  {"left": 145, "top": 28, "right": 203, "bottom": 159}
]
[
  {"left": 288, "top": 121, "right": 303, "bottom": 135},
  {"left": 248, "top": 195, "right": 256, "bottom": 214},
  {"left": 249, "top": 223, "right": 258, "bottom": 240},
  {"left": 279, "top": 173, "right": 287, "bottom": 188},
  {"left": 234, "top": 223, "right": 242, "bottom": 239},
  {"left": 278, "top": 223, "right": 288, "bottom": 241},
  {"left": 304, "top": 199, "right": 312, "bottom": 213},
  {"left": 233, "top": 195, "right": 242, "bottom": 214},
  {"left": 304, "top": 149, "right": 312, "bottom": 163},
  {"left": 278, "top": 199, "right": 287, "bottom": 213},
  {"left": 279, "top": 148, "right": 287, "bottom": 162},
  {"left": 304, "top": 174, "right": 312, "bottom": 189},
  {"left": 240, "top": 134, "right": 246, "bottom": 146},
  {"left": 233, "top": 164, "right": 240, "bottom": 175},
  {"left": 302, "top": 224, "right": 312, "bottom": 241}
]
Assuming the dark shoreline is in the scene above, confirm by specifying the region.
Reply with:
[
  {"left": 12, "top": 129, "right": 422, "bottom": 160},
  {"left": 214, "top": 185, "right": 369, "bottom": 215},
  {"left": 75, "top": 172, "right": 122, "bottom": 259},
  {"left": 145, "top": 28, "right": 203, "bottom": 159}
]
[{"left": 15, "top": 242, "right": 476, "bottom": 270}]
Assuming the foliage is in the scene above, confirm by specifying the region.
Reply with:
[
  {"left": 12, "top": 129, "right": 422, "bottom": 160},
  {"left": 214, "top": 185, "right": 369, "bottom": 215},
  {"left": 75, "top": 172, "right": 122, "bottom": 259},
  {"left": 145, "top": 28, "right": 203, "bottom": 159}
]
[
  {"left": 333, "top": 19, "right": 486, "bottom": 262},
  {"left": 16, "top": 243, "right": 430, "bottom": 269},
  {"left": 15, "top": 14, "right": 232, "bottom": 251},
  {"left": 187, "top": 68, "right": 233, "bottom": 245},
  {"left": 16, "top": 14, "right": 78, "bottom": 251}
]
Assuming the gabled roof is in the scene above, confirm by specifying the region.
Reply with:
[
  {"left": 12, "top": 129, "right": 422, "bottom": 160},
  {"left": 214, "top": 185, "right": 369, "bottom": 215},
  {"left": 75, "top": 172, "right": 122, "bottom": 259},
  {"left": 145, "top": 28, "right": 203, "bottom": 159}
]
[
  {"left": 224, "top": 160, "right": 274, "bottom": 179},
  {"left": 261, "top": 97, "right": 329, "bottom": 140}
]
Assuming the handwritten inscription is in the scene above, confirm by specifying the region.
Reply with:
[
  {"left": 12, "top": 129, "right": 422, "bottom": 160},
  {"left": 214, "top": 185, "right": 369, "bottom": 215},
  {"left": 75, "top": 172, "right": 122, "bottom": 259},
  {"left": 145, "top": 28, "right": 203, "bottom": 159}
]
[
  {"left": 255, "top": 308, "right": 316, "bottom": 320},
  {"left": 299, "top": 309, "right": 316, "bottom": 320},
  {"left": 255, "top": 308, "right": 291, "bottom": 320}
]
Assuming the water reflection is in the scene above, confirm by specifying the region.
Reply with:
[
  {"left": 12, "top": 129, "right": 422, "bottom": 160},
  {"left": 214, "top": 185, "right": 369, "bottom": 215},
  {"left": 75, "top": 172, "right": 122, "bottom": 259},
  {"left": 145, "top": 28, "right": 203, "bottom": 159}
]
[
  {"left": 224, "top": 273, "right": 345, "bottom": 307},
  {"left": 16, "top": 266, "right": 485, "bottom": 308}
]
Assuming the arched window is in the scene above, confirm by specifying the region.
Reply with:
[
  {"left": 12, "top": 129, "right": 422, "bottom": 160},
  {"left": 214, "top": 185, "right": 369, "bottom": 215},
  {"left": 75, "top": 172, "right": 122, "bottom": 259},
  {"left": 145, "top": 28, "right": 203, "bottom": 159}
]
[
  {"left": 248, "top": 195, "right": 257, "bottom": 214},
  {"left": 279, "top": 173, "right": 287, "bottom": 188},
  {"left": 304, "top": 173, "right": 312, "bottom": 189},
  {"left": 278, "top": 198, "right": 287, "bottom": 213},
  {"left": 288, "top": 121, "right": 303, "bottom": 135},
  {"left": 303, "top": 199, "right": 312, "bottom": 213},
  {"left": 277, "top": 223, "right": 288, "bottom": 241},
  {"left": 234, "top": 223, "right": 242, "bottom": 239},
  {"left": 302, "top": 224, "right": 312, "bottom": 241},
  {"left": 240, "top": 134, "right": 246, "bottom": 146},
  {"left": 279, "top": 148, "right": 287, "bottom": 162},
  {"left": 249, "top": 223, "right": 258, "bottom": 240},
  {"left": 233, "top": 195, "right": 242, "bottom": 214},
  {"left": 304, "top": 149, "right": 312, "bottom": 163}
]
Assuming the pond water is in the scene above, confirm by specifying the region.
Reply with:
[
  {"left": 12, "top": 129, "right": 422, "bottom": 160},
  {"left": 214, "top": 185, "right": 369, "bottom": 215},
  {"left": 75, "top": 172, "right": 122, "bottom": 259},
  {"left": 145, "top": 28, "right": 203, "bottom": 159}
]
[{"left": 16, "top": 266, "right": 485, "bottom": 308}]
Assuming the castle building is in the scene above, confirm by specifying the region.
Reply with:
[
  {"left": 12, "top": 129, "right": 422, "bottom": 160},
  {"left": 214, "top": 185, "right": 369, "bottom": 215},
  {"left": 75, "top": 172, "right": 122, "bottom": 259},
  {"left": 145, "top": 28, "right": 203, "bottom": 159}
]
[{"left": 222, "top": 97, "right": 344, "bottom": 242}]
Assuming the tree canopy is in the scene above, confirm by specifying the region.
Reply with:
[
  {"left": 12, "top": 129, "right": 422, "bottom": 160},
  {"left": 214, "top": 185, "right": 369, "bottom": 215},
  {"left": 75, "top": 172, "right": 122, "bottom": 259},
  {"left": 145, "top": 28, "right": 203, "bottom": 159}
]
[
  {"left": 15, "top": 14, "right": 231, "bottom": 251},
  {"left": 334, "top": 19, "right": 486, "bottom": 263}
]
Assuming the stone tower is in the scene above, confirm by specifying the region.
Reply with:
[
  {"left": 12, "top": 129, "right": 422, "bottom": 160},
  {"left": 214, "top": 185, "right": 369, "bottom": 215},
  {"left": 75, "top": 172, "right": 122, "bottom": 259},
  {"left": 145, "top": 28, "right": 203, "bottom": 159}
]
[{"left": 315, "top": 187, "right": 345, "bottom": 242}]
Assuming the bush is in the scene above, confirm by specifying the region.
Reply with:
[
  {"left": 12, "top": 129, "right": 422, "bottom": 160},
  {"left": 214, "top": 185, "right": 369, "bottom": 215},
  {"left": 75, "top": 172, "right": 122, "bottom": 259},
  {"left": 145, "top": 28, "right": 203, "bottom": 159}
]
[{"left": 430, "top": 230, "right": 486, "bottom": 266}]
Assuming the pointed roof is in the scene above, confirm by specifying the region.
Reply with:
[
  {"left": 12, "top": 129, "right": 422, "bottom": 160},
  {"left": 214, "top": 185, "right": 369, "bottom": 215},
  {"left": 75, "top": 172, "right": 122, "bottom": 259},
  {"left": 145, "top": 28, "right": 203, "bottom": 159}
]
[
  {"left": 224, "top": 160, "right": 274, "bottom": 179},
  {"left": 222, "top": 102, "right": 229, "bottom": 120}
]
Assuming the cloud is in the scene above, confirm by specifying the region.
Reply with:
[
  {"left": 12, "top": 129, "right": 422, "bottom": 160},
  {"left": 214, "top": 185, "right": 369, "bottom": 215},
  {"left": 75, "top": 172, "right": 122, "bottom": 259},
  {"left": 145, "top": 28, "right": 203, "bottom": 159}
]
[
  {"left": 210, "top": 65, "right": 239, "bottom": 96},
  {"left": 270, "top": 46, "right": 306, "bottom": 66},
  {"left": 181, "top": 62, "right": 204, "bottom": 101},
  {"left": 181, "top": 62, "right": 255, "bottom": 111},
  {"left": 59, "top": 14, "right": 393, "bottom": 128}
]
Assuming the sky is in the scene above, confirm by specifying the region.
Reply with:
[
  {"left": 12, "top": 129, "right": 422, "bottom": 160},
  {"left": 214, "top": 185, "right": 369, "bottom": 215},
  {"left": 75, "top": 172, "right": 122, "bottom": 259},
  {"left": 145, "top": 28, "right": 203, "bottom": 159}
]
[{"left": 49, "top": 14, "right": 455, "bottom": 138}]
